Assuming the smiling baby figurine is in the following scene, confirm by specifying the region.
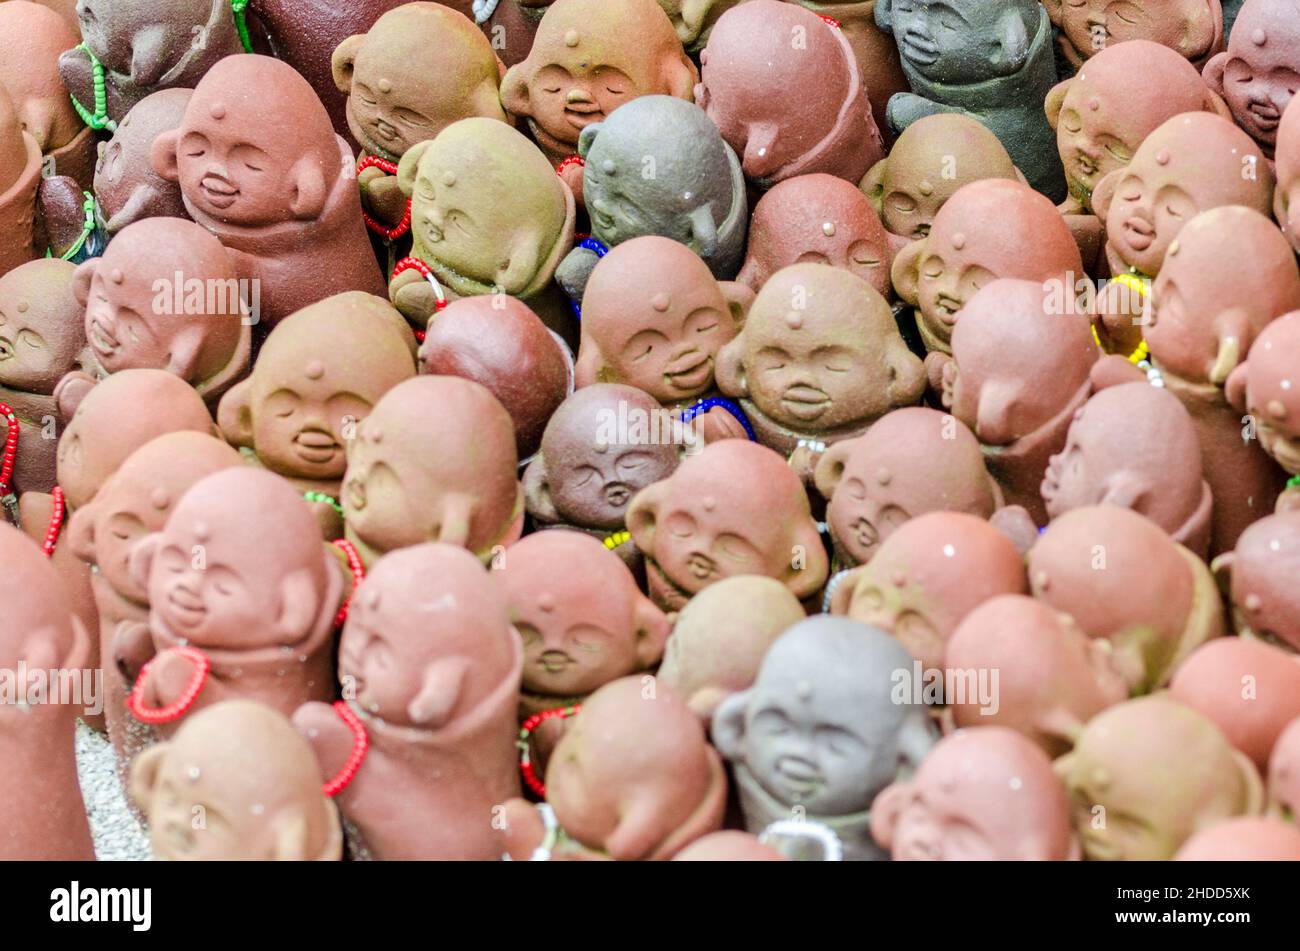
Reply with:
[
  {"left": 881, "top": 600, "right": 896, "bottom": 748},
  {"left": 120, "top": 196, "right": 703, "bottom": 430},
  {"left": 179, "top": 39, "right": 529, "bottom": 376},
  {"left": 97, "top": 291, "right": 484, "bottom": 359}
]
[
  {"left": 1043, "top": 0, "right": 1224, "bottom": 71},
  {"left": 575, "top": 235, "right": 753, "bottom": 443},
  {"left": 872, "top": 726, "right": 1078, "bottom": 861},
  {"left": 294, "top": 543, "right": 521, "bottom": 860},
  {"left": 556, "top": 96, "right": 747, "bottom": 300},
  {"left": 342, "top": 376, "right": 523, "bottom": 569},
  {"left": 626, "top": 439, "right": 828, "bottom": 612},
  {"left": 738, "top": 173, "right": 896, "bottom": 298},
  {"left": 131, "top": 701, "right": 342, "bottom": 861},
  {"left": 523, "top": 384, "right": 682, "bottom": 564},
  {"left": 715, "top": 263, "right": 925, "bottom": 475},
  {"left": 152, "top": 55, "right": 386, "bottom": 328},
  {"left": 892, "top": 179, "right": 1083, "bottom": 356},
  {"left": 829, "top": 511, "right": 1028, "bottom": 671},
  {"left": 389, "top": 117, "right": 575, "bottom": 333},
  {"left": 499, "top": 0, "right": 696, "bottom": 176},
  {"left": 333, "top": 3, "right": 508, "bottom": 240},
  {"left": 1204, "top": 0, "right": 1300, "bottom": 159},
  {"left": 1215, "top": 511, "right": 1300, "bottom": 653},
  {"left": 1227, "top": 313, "right": 1300, "bottom": 515},
  {"left": 1028, "top": 506, "right": 1224, "bottom": 693},
  {"left": 875, "top": 0, "right": 1063, "bottom": 201},
  {"left": 1058, "top": 696, "right": 1263, "bottom": 861},
  {"left": 696, "top": 1, "right": 884, "bottom": 189},
  {"left": 713, "top": 616, "right": 937, "bottom": 861},
  {"left": 1151, "top": 208, "right": 1300, "bottom": 553},
  {"left": 126, "top": 467, "right": 344, "bottom": 737},
  {"left": 815, "top": 407, "right": 1002, "bottom": 570}
]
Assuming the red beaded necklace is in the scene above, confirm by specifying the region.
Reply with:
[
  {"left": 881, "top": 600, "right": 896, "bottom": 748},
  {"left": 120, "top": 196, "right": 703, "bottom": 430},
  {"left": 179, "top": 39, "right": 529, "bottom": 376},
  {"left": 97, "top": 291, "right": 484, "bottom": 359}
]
[
  {"left": 321, "top": 700, "right": 370, "bottom": 797},
  {"left": 389, "top": 256, "right": 450, "bottom": 343},
  {"left": 42, "top": 486, "right": 66, "bottom": 558},
  {"left": 127, "top": 645, "right": 211, "bottom": 725},
  {"left": 518, "top": 704, "right": 581, "bottom": 799},
  {"left": 331, "top": 538, "right": 366, "bottom": 630}
]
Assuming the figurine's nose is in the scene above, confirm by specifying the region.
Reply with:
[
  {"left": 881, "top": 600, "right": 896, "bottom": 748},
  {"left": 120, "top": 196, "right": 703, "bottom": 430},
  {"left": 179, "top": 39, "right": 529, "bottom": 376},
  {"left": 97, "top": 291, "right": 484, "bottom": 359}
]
[
  {"left": 566, "top": 88, "right": 593, "bottom": 105},
  {"left": 1086, "top": 10, "right": 1106, "bottom": 27}
]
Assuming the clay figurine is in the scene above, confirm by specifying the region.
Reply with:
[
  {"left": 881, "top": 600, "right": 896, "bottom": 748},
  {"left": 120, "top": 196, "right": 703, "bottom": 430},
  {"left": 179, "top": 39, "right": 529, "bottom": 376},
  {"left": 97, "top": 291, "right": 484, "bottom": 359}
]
[
  {"left": 876, "top": 0, "right": 1064, "bottom": 201},
  {"left": 1028, "top": 506, "right": 1225, "bottom": 692},
  {"left": 130, "top": 700, "right": 343, "bottom": 860},
  {"left": 152, "top": 54, "right": 387, "bottom": 328},
  {"left": 738, "top": 172, "right": 895, "bottom": 298},
  {"left": 1043, "top": 0, "right": 1224, "bottom": 71},
  {"left": 127, "top": 467, "right": 344, "bottom": 735},
  {"left": 872, "top": 726, "right": 1078, "bottom": 860},
  {"left": 715, "top": 263, "right": 926, "bottom": 467},
  {"left": 1277, "top": 96, "right": 1300, "bottom": 253},
  {"left": 713, "top": 616, "right": 938, "bottom": 861},
  {"left": 555, "top": 96, "right": 747, "bottom": 301},
  {"left": 217, "top": 292, "right": 417, "bottom": 538},
  {"left": 0, "top": 82, "right": 41, "bottom": 278},
  {"left": 1268, "top": 717, "right": 1300, "bottom": 819},
  {"left": 1215, "top": 510, "right": 1300, "bottom": 653},
  {"left": 341, "top": 375, "right": 523, "bottom": 568},
  {"left": 860, "top": 112, "right": 1022, "bottom": 241},
  {"left": 294, "top": 543, "right": 521, "bottom": 860},
  {"left": 92, "top": 87, "right": 193, "bottom": 237},
  {"left": 1042, "top": 381, "right": 1213, "bottom": 557},
  {"left": 657, "top": 574, "right": 805, "bottom": 722},
  {"left": 1175, "top": 816, "right": 1300, "bottom": 861},
  {"left": 625, "top": 439, "right": 828, "bottom": 611},
  {"left": 829, "top": 511, "right": 1028, "bottom": 670},
  {"left": 815, "top": 406, "right": 1001, "bottom": 570},
  {"left": 1057, "top": 695, "right": 1263, "bottom": 861},
  {"left": 574, "top": 235, "right": 754, "bottom": 442},
  {"left": 696, "top": 1, "right": 885, "bottom": 188},
  {"left": 892, "top": 179, "right": 1084, "bottom": 356},
  {"left": 1226, "top": 312, "right": 1300, "bottom": 515},
  {"left": 943, "top": 595, "right": 1128, "bottom": 756},
  {"left": 1203, "top": 0, "right": 1300, "bottom": 159}
]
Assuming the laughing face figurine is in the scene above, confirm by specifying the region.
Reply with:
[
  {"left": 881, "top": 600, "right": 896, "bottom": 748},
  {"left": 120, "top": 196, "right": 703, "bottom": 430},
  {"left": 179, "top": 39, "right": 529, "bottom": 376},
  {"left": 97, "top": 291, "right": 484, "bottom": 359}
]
[
  {"left": 1226, "top": 313, "right": 1300, "bottom": 515},
  {"left": 1028, "top": 506, "right": 1224, "bottom": 692},
  {"left": 499, "top": 0, "right": 697, "bottom": 167},
  {"left": 829, "top": 511, "right": 1028, "bottom": 670},
  {"left": 626, "top": 439, "right": 828, "bottom": 611},
  {"left": 342, "top": 375, "right": 523, "bottom": 568},
  {"left": 1057, "top": 696, "right": 1264, "bottom": 861},
  {"left": 1042, "top": 382, "right": 1213, "bottom": 557},
  {"left": 93, "top": 88, "right": 192, "bottom": 237},
  {"left": 738, "top": 173, "right": 896, "bottom": 298},
  {"left": 1215, "top": 510, "right": 1300, "bottom": 653},
  {"left": 1043, "top": 0, "right": 1224, "bottom": 71},
  {"left": 294, "top": 543, "right": 522, "bottom": 860},
  {"left": 715, "top": 263, "right": 926, "bottom": 463},
  {"left": 1203, "top": 0, "right": 1300, "bottom": 159},
  {"left": 872, "top": 726, "right": 1078, "bottom": 861},
  {"left": 152, "top": 54, "right": 387, "bottom": 327},
  {"left": 696, "top": 0, "right": 885, "bottom": 188},
  {"left": 892, "top": 179, "right": 1083, "bottom": 356},
  {"left": 130, "top": 700, "right": 343, "bottom": 861},
  {"left": 712, "top": 616, "right": 938, "bottom": 861},
  {"left": 815, "top": 407, "right": 1001, "bottom": 569}
]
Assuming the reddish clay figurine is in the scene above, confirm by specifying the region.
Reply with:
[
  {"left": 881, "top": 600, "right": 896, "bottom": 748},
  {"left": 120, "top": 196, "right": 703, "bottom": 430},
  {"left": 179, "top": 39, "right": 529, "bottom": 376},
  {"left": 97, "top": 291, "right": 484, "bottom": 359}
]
[
  {"left": 1215, "top": 511, "right": 1300, "bottom": 653},
  {"left": 1043, "top": 0, "right": 1224, "bottom": 71},
  {"left": 92, "top": 88, "right": 192, "bottom": 238},
  {"left": 295, "top": 543, "right": 521, "bottom": 860},
  {"left": 130, "top": 700, "right": 343, "bottom": 860},
  {"left": 1204, "top": 0, "right": 1300, "bottom": 159},
  {"left": 1175, "top": 817, "right": 1300, "bottom": 861},
  {"left": 695, "top": 0, "right": 885, "bottom": 188},
  {"left": 0, "top": 523, "right": 94, "bottom": 860},
  {"left": 1226, "top": 312, "right": 1300, "bottom": 515},
  {"left": 626, "top": 439, "right": 828, "bottom": 611},
  {"left": 829, "top": 511, "right": 1027, "bottom": 670},
  {"left": 872, "top": 726, "right": 1079, "bottom": 861},
  {"left": 815, "top": 407, "right": 1001, "bottom": 569},
  {"left": 0, "top": 82, "right": 41, "bottom": 277},
  {"left": 152, "top": 54, "right": 387, "bottom": 327}
]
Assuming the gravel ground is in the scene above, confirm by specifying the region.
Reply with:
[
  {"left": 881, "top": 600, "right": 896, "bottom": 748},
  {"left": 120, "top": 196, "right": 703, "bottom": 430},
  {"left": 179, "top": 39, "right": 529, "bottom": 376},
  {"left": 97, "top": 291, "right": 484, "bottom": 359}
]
[{"left": 74, "top": 720, "right": 151, "bottom": 861}]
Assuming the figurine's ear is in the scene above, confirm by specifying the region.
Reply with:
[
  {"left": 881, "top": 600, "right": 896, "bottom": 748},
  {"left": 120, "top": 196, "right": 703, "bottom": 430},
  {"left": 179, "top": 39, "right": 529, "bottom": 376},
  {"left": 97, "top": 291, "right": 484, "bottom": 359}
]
[
  {"left": 975, "top": 379, "right": 1021, "bottom": 445},
  {"left": 521, "top": 457, "right": 560, "bottom": 523},
  {"left": 626, "top": 481, "right": 670, "bottom": 554},
  {"left": 888, "top": 348, "right": 927, "bottom": 407},
  {"left": 270, "top": 809, "right": 311, "bottom": 861},
  {"left": 709, "top": 689, "right": 751, "bottom": 760},
  {"left": 1181, "top": 1, "right": 1217, "bottom": 59},
  {"left": 128, "top": 742, "right": 170, "bottom": 813},
  {"left": 331, "top": 34, "right": 365, "bottom": 94},
  {"left": 127, "top": 532, "right": 163, "bottom": 595},
  {"left": 215, "top": 378, "right": 255, "bottom": 448},
  {"left": 1091, "top": 168, "right": 1122, "bottom": 222},
  {"left": 435, "top": 493, "right": 474, "bottom": 548},
  {"left": 1202, "top": 52, "right": 1228, "bottom": 98},
  {"left": 573, "top": 335, "right": 605, "bottom": 388},
  {"left": 499, "top": 64, "right": 530, "bottom": 118},
  {"left": 1209, "top": 309, "right": 1250, "bottom": 385},
  {"left": 1223, "top": 362, "right": 1249, "bottom": 414},
  {"left": 577, "top": 121, "right": 602, "bottom": 159},
  {"left": 713, "top": 336, "right": 747, "bottom": 398},
  {"left": 1099, "top": 471, "right": 1149, "bottom": 511},
  {"left": 687, "top": 205, "right": 719, "bottom": 258},
  {"left": 874, "top": 0, "right": 894, "bottom": 30},
  {"left": 828, "top": 565, "right": 862, "bottom": 615},
  {"left": 288, "top": 158, "right": 328, "bottom": 221},
  {"left": 813, "top": 438, "right": 856, "bottom": 501},
  {"left": 859, "top": 158, "right": 887, "bottom": 210},
  {"left": 1045, "top": 79, "right": 1070, "bottom": 130},
  {"left": 633, "top": 594, "right": 670, "bottom": 668},
  {"left": 129, "top": 23, "right": 171, "bottom": 87},
  {"left": 1204, "top": 89, "right": 1234, "bottom": 121},
  {"left": 785, "top": 519, "right": 829, "bottom": 600},
  {"left": 408, "top": 656, "right": 471, "bottom": 728},
  {"left": 396, "top": 140, "right": 433, "bottom": 199},
  {"left": 275, "top": 567, "right": 321, "bottom": 639},
  {"left": 662, "top": 54, "right": 699, "bottom": 102},
  {"left": 72, "top": 258, "right": 96, "bottom": 306},
  {"left": 1232, "top": 749, "right": 1267, "bottom": 817},
  {"left": 890, "top": 237, "right": 925, "bottom": 305},
  {"left": 993, "top": 6, "right": 1030, "bottom": 67},
  {"left": 718, "top": 281, "right": 753, "bottom": 331},
  {"left": 896, "top": 710, "right": 938, "bottom": 774},
  {"left": 742, "top": 122, "right": 779, "bottom": 173},
  {"left": 868, "top": 781, "right": 909, "bottom": 851},
  {"left": 165, "top": 329, "right": 204, "bottom": 382},
  {"left": 66, "top": 504, "right": 97, "bottom": 564},
  {"left": 604, "top": 794, "right": 665, "bottom": 861},
  {"left": 150, "top": 128, "right": 182, "bottom": 183}
]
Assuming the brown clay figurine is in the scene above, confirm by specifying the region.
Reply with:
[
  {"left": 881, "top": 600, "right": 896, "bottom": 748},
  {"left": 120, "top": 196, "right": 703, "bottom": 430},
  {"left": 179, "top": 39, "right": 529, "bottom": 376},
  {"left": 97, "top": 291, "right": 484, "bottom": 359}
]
[
  {"left": 1214, "top": 511, "right": 1300, "bottom": 654},
  {"left": 341, "top": 375, "right": 523, "bottom": 569},
  {"left": 1226, "top": 312, "right": 1300, "bottom": 515},
  {"left": 152, "top": 54, "right": 387, "bottom": 328},
  {"left": 1203, "top": 0, "right": 1300, "bottom": 160},
  {"left": 92, "top": 87, "right": 192, "bottom": 237},
  {"left": 829, "top": 511, "right": 1028, "bottom": 670},
  {"left": 0, "top": 522, "right": 95, "bottom": 860},
  {"left": 0, "top": 81, "right": 41, "bottom": 278},
  {"left": 695, "top": 0, "right": 885, "bottom": 188},
  {"left": 626, "top": 438, "right": 828, "bottom": 611},
  {"left": 294, "top": 543, "right": 521, "bottom": 860},
  {"left": 815, "top": 406, "right": 1001, "bottom": 570},
  {"left": 1043, "top": 0, "right": 1224, "bottom": 71},
  {"left": 130, "top": 700, "right": 343, "bottom": 860}
]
